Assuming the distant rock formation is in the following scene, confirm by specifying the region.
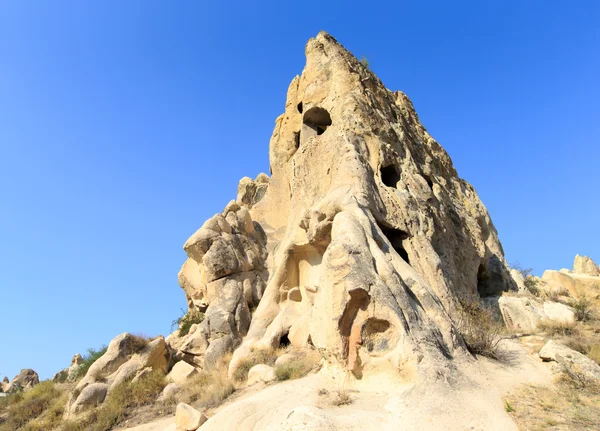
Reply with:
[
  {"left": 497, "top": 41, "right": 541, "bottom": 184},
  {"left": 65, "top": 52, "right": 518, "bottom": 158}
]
[
  {"left": 53, "top": 353, "right": 84, "bottom": 383},
  {"left": 168, "top": 31, "right": 517, "bottom": 383},
  {"left": 2, "top": 369, "right": 39, "bottom": 393},
  {"left": 573, "top": 254, "right": 600, "bottom": 276}
]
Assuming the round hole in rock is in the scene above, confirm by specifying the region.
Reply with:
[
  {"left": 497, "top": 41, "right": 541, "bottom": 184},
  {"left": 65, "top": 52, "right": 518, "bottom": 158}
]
[
  {"left": 297, "top": 102, "right": 303, "bottom": 114},
  {"left": 361, "top": 318, "right": 397, "bottom": 354},
  {"left": 303, "top": 107, "right": 332, "bottom": 135},
  {"left": 381, "top": 165, "right": 400, "bottom": 188}
]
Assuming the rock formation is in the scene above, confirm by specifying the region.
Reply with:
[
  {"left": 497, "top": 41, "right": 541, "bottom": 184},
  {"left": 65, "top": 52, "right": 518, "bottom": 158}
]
[
  {"left": 64, "top": 333, "right": 170, "bottom": 417},
  {"left": 53, "top": 353, "right": 84, "bottom": 383},
  {"left": 573, "top": 254, "right": 600, "bottom": 276},
  {"left": 169, "top": 31, "right": 517, "bottom": 383},
  {"left": 3, "top": 369, "right": 39, "bottom": 393}
]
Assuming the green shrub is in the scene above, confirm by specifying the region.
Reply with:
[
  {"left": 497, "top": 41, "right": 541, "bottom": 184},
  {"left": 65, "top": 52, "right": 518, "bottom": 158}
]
[
  {"left": 172, "top": 309, "right": 205, "bottom": 337},
  {"left": 73, "top": 345, "right": 108, "bottom": 380},
  {"left": 360, "top": 57, "right": 369, "bottom": 69}
]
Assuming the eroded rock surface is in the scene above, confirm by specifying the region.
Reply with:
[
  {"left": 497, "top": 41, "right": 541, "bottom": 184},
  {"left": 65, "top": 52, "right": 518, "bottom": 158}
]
[
  {"left": 3, "top": 369, "right": 39, "bottom": 393},
  {"left": 170, "top": 32, "right": 517, "bottom": 384}
]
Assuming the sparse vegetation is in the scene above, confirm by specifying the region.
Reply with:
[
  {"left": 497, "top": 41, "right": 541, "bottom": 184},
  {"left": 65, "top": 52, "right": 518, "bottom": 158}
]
[
  {"left": 504, "top": 400, "right": 514, "bottom": 412},
  {"left": 172, "top": 308, "right": 205, "bottom": 337},
  {"left": 536, "top": 320, "right": 579, "bottom": 337},
  {"left": 573, "top": 295, "right": 594, "bottom": 322},
  {"left": 0, "top": 381, "right": 66, "bottom": 431},
  {"left": 331, "top": 389, "right": 353, "bottom": 406},
  {"left": 360, "top": 57, "right": 369, "bottom": 69},
  {"left": 274, "top": 354, "right": 319, "bottom": 381},
  {"left": 61, "top": 370, "right": 166, "bottom": 431},
  {"left": 456, "top": 297, "right": 505, "bottom": 359},
  {"left": 512, "top": 263, "right": 540, "bottom": 296},
  {"left": 176, "top": 368, "right": 235, "bottom": 408},
  {"left": 232, "top": 348, "right": 278, "bottom": 382},
  {"left": 73, "top": 345, "right": 108, "bottom": 380}
]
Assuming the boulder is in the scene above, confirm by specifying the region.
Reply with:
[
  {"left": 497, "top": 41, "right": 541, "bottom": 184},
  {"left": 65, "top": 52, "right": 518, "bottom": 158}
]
[
  {"left": 70, "top": 383, "right": 108, "bottom": 413},
  {"left": 162, "top": 383, "right": 182, "bottom": 400},
  {"left": 542, "top": 269, "right": 600, "bottom": 299},
  {"left": 53, "top": 353, "right": 84, "bottom": 383},
  {"left": 491, "top": 296, "right": 574, "bottom": 332},
  {"left": 175, "top": 402, "right": 208, "bottom": 431},
  {"left": 510, "top": 269, "right": 527, "bottom": 293},
  {"left": 167, "top": 361, "right": 199, "bottom": 385},
  {"left": 247, "top": 364, "right": 276, "bottom": 385},
  {"left": 539, "top": 340, "right": 600, "bottom": 382}
]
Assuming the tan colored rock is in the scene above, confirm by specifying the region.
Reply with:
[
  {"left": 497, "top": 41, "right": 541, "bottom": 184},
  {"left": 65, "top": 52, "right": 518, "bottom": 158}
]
[
  {"left": 4, "top": 369, "right": 39, "bottom": 393},
  {"left": 509, "top": 269, "right": 527, "bottom": 293},
  {"left": 491, "top": 296, "right": 574, "bottom": 332},
  {"left": 176, "top": 32, "right": 517, "bottom": 385},
  {"left": 162, "top": 383, "right": 182, "bottom": 400},
  {"left": 247, "top": 364, "right": 276, "bottom": 385},
  {"left": 167, "top": 361, "right": 199, "bottom": 385},
  {"left": 175, "top": 402, "right": 208, "bottom": 431},
  {"left": 542, "top": 269, "right": 600, "bottom": 299},
  {"left": 70, "top": 382, "right": 108, "bottom": 413},
  {"left": 573, "top": 254, "right": 600, "bottom": 276},
  {"left": 539, "top": 340, "right": 600, "bottom": 382}
]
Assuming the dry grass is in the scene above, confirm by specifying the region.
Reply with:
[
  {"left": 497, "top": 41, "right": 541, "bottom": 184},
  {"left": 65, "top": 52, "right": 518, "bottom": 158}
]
[
  {"left": 537, "top": 320, "right": 580, "bottom": 337},
  {"left": 456, "top": 298, "right": 505, "bottom": 359},
  {"left": 0, "top": 381, "right": 67, "bottom": 431},
  {"left": 505, "top": 371, "right": 600, "bottom": 430},
  {"left": 275, "top": 352, "right": 320, "bottom": 381},
  {"left": 232, "top": 348, "right": 279, "bottom": 382},
  {"left": 176, "top": 368, "right": 235, "bottom": 409},
  {"left": 61, "top": 370, "right": 166, "bottom": 431}
]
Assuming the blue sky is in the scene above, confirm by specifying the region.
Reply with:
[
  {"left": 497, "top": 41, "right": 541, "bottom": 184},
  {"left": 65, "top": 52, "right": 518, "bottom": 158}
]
[{"left": 0, "top": 1, "right": 598, "bottom": 380}]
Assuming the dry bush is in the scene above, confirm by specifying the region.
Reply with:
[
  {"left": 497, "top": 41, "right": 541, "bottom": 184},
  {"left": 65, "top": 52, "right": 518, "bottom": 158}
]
[
  {"left": 0, "top": 381, "right": 66, "bottom": 431},
  {"left": 128, "top": 333, "right": 154, "bottom": 353},
  {"left": 62, "top": 370, "right": 166, "bottom": 431},
  {"left": 456, "top": 298, "right": 505, "bottom": 359},
  {"left": 573, "top": 296, "right": 594, "bottom": 322},
  {"left": 177, "top": 369, "right": 235, "bottom": 409},
  {"left": 232, "top": 348, "right": 279, "bottom": 382},
  {"left": 172, "top": 309, "right": 205, "bottom": 337},
  {"left": 330, "top": 389, "right": 353, "bottom": 406},
  {"left": 275, "top": 353, "right": 320, "bottom": 381},
  {"left": 537, "top": 320, "right": 579, "bottom": 337}
]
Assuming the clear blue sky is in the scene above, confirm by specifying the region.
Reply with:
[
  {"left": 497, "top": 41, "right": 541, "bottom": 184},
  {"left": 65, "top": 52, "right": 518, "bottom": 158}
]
[{"left": 1, "top": 1, "right": 598, "bottom": 380}]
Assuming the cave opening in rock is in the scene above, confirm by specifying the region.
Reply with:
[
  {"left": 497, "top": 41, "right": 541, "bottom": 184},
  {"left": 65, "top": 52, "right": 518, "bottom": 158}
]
[
  {"left": 476, "top": 263, "right": 490, "bottom": 297},
  {"left": 279, "top": 332, "right": 291, "bottom": 348},
  {"left": 423, "top": 174, "right": 433, "bottom": 189},
  {"left": 294, "top": 131, "right": 300, "bottom": 149},
  {"left": 378, "top": 223, "right": 411, "bottom": 265},
  {"left": 381, "top": 164, "right": 400, "bottom": 188},
  {"left": 301, "top": 107, "right": 332, "bottom": 145},
  {"left": 297, "top": 102, "right": 303, "bottom": 113}
]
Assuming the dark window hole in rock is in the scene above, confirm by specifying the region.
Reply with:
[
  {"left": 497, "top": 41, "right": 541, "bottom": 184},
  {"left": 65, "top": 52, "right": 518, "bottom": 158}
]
[
  {"left": 303, "top": 107, "right": 332, "bottom": 136},
  {"left": 381, "top": 164, "right": 400, "bottom": 188},
  {"left": 423, "top": 174, "right": 434, "bottom": 189},
  {"left": 378, "top": 223, "right": 411, "bottom": 265},
  {"left": 297, "top": 102, "right": 303, "bottom": 114},
  {"left": 294, "top": 132, "right": 300, "bottom": 149},
  {"left": 279, "top": 332, "right": 291, "bottom": 348},
  {"left": 476, "top": 263, "right": 490, "bottom": 297}
]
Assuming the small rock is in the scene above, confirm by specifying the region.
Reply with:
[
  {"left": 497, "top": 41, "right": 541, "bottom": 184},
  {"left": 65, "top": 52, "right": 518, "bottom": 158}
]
[
  {"left": 175, "top": 402, "right": 207, "bottom": 430},
  {"left": 167, "top": 361, "right": 199, "bottom": 385},
  {"left": 162, "top": 383, "right": 182, "bottom": 400},
  {"left": 539, "top": 340, "right": 600, "bottom": 382},
  {"left": 247, "top": 364, "right": 276, "bottom": 385}
]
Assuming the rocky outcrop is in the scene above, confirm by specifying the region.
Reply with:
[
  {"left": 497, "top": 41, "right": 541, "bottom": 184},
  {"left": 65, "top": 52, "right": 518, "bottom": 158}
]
[
  {"left": 167, "top": 199, "right": 269, "bottom": 370},
  {"left": 173, "top": 31, "right": 517, "bottom": 385},
  {"left": 573, "top": 254, "right": 599, "bottom": 276},
  {"left": 65, "top": 333, "right": 170, "bottom": 417},
  {"left": 539, "top": 340, "right": 600, "bottom": 382},
  {"left": 485, "top": 296, "right": 574, "bottom": 332},
  {"left": 247, "top": 364, "right": 276, "bottom": 386},
  {"left": 3, "top": 369, "right": 39, "bottom": 393},
  {"left": 53, "top": 353, "right": 84, "bottom": 383},
  {"left": 542, "top": 269, "right": 600, "bottom": 299}
]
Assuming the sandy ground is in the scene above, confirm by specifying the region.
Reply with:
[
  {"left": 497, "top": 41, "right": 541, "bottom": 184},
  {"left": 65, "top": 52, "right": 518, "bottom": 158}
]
[{"left": 123, "top": 339, "right": 553, "bottom": 431}]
